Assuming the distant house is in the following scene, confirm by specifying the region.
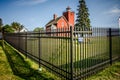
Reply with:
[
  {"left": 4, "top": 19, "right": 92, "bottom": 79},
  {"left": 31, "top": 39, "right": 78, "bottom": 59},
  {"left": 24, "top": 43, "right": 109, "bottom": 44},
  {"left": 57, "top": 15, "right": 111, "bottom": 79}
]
[
  {"left": 20, "top": 27, "right": 28, "bottom": 32},
  {"left": 14, "top": 27, "right": 28, "bottom": 33},
  {"left": 46, "top": 6, "right": 75, "bottom": 33}
]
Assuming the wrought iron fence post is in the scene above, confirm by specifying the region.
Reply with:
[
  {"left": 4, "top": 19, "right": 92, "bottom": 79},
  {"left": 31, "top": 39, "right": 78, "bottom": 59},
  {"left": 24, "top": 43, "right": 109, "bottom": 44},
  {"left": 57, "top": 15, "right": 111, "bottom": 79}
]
[
  {"left": 70, "top": 26, "right": 73, "bottom": 80},
  {"left": 18, "top": 32, "right": 20, "bottom": 51},
  {"left": 25, "top": 32, "right": 27, "bottom": 58},
  {"left": 38, "top": 32, "right": 41, "bottom": 69},
  {"left": 109, "top": 28, "right": 112, "bottom": 65},
  {"left": 2, "top": 28, "right": 5, "bottom": 48}
]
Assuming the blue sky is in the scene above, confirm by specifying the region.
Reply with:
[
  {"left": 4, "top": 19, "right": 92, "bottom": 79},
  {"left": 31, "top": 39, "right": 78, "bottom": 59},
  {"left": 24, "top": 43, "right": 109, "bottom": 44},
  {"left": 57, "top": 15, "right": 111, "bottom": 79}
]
[{"left": 0, "top": 0, "right": 120, "bottom": 31}]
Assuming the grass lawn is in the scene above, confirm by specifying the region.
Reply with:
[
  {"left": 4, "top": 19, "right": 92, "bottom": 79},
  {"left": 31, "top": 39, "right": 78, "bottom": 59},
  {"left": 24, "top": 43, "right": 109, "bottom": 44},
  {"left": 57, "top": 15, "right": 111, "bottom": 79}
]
[
  {"left": 0, "top": 41, "right": 24, "bottom": 80},
  {"left": 87, "top": 61, "right": 120, "bottom": 80},
  {"left": 0, "top": 40, "right": 58, "bottom": 80}
]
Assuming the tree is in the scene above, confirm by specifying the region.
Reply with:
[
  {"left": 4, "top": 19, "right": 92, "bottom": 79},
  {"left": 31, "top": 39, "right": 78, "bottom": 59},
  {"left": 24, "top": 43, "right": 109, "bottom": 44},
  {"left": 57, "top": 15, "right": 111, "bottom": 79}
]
[
  {"left": 75, "top": 0, "right": 91, "bottom": 31},
  {"left": 33, "top": 27, "right": 44, "bottom": 32},
  {"left": 11, "top": 22, "right": 23, "bottom": 32},
  {"left": 2, "top": 24, "right": 14, "bottom": 33}
]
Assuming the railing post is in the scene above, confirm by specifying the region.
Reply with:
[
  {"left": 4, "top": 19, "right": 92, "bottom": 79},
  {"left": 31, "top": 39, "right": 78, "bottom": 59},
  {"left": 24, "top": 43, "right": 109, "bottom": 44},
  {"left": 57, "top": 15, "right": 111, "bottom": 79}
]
[
  {"left": 2, "top": 28, "right": 5, "bottom": 48},
  {"left": 18, "top": 32, "right": 20, "bottom": 51},
  {"left": 70, "top": 26, "right": 73, "bottom": 80},
  {"left": 38, "top": 32, "right": 41, "bottom": 69},
  {"left": 109, "top": 28, "right": 112, "bottom": 65},
  {"left": 25, "top": 32, "right": 27, "bottom": 58}
]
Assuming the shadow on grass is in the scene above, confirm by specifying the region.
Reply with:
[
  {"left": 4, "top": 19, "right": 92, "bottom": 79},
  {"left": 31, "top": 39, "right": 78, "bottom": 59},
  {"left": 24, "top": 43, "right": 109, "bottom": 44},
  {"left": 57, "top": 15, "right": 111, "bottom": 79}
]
[
  {"left": 1, "top": 41, "right": 54, "bottom": 80},
  {"left": 60, "top": 56, "right": 109, "bottom": 71}
]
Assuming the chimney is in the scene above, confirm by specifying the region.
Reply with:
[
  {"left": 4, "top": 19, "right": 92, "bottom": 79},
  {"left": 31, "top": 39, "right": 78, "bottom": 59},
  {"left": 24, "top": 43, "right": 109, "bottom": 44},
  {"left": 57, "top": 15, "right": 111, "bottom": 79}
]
[{"left": 53, "top": 14, "right": 57, "bottom": 20}]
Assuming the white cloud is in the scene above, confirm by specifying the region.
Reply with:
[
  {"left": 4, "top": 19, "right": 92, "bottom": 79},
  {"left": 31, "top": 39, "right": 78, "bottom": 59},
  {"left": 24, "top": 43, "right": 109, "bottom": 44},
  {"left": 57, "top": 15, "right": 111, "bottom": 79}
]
[
  {"left": 14, "top": 0, "right": 47, "bottom": 6},
  {"left": 109, "top": 7, "right": 120, "bottom": 14},
  {"left": 104, "top": 5, "right": 120, "bottom": 14}
]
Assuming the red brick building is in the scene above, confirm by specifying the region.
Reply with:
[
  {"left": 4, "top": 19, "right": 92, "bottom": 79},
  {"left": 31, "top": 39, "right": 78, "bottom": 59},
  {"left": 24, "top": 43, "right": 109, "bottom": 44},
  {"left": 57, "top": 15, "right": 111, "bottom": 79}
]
[{"left": 46, "top": 6, "right": 75, "bottom": 32}]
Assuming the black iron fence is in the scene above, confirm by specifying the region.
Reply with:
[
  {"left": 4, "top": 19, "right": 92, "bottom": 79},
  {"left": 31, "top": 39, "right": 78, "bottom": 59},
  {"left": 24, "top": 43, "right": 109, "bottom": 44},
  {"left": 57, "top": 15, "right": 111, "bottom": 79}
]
[{"left": 3, "top": 27, "right": 120, "bottom": 80}]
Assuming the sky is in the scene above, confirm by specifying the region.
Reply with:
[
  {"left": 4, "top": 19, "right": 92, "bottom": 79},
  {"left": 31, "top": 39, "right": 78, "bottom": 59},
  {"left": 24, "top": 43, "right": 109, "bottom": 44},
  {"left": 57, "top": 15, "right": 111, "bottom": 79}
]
[{"left": 0, "top": 0, "right": 120, "bottom": 31}]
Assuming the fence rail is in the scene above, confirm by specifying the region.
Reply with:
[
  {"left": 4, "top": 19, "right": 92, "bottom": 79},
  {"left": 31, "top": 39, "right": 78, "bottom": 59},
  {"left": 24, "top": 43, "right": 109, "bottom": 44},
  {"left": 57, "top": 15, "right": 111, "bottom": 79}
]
[{"left": 3, "top": 27, "right": 120, "bottom": 80}]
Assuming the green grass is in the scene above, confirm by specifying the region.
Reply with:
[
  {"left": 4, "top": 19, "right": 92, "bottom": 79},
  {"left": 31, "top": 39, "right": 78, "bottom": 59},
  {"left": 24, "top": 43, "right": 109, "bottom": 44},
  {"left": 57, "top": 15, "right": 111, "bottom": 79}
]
[
  {"left": 0, "top": 41, "right": 58, "bottom": 80},
  {"left": 87, "top": 61, "right": 120, "bottom": 80},
  {"left": 0, "top": 41, "right": 24, "bottom": 80}
]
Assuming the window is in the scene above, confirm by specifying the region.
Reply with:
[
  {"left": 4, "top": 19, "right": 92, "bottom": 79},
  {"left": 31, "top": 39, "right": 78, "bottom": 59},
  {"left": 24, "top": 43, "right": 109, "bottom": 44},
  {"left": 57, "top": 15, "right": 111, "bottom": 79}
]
[{"left": 62, "top": 22, "right": 64, "bottom": 27}]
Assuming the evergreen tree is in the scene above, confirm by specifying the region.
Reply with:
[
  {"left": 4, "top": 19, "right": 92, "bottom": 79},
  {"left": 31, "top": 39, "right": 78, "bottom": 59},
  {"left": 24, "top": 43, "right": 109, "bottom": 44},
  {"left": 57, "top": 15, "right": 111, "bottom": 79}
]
[{"left": 75, "top": 0, "right": 91, "bottom": 31}]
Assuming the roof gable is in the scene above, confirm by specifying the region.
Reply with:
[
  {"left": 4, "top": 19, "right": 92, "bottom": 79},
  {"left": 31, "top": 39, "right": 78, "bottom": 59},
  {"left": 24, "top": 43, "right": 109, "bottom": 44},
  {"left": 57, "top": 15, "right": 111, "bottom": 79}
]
[
  {"left": 45, "top": 17, "right": 61, "bottom": 27},
  {"left": 45, "top": 16, "right": 69, "bottom": 27},
  {"left": 59, "top": 16, "right": 69, "bottom": 27}
]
